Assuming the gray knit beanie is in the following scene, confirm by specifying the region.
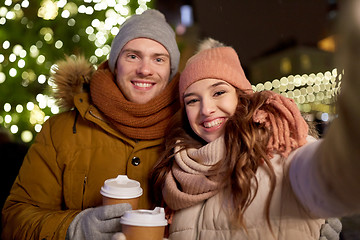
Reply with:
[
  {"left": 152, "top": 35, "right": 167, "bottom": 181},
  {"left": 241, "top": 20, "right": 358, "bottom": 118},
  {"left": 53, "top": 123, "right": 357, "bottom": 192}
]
[{"left": 108, "top": 9, "right": 180, "bottom": 80}]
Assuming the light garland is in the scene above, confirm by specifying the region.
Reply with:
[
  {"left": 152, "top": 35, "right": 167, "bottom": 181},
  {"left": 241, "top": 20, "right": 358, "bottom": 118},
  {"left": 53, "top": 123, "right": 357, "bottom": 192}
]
[{"left": 252, "top": 68, "right": 342, "bottom": 114}]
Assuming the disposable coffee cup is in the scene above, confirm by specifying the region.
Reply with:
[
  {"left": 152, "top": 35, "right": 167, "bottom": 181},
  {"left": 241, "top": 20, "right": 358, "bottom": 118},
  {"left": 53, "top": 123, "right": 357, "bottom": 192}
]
[
  {"left": 100, "top": 175, "right": 143, "bottom": 209},
  {"left": 120, "top": 207, "right": 168, "bottom": 240}
]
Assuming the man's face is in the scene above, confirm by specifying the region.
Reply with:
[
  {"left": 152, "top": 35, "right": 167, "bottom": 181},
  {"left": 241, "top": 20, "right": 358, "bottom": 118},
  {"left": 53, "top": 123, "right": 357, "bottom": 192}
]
[{"left": 115, "top": 38, "right": 171, "bottom": 104}]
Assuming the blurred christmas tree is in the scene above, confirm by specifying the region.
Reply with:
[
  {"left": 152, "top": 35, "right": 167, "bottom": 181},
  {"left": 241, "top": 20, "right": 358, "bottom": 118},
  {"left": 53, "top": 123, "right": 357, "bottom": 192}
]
[{"left": 0, "top": 0, "right": 154, "bottom": 145}]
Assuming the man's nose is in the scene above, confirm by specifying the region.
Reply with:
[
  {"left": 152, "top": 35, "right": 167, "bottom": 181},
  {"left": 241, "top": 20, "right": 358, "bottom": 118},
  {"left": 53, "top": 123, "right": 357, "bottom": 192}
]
[{"left": 136, "top": 59, "right": 153, "bottom": 76}]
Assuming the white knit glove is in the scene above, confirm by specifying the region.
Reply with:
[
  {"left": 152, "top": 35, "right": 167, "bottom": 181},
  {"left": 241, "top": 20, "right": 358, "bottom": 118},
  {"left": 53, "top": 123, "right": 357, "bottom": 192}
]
[
  {"left": 66, "top": 203, "right": 132, "bottom": 240},
  {"left": 319, "top": 218, "right": 342, "bottom": 240}
]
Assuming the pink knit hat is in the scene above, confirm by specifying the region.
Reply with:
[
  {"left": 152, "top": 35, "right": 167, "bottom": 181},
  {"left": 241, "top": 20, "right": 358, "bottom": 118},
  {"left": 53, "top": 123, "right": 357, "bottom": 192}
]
[{"left": 179, "top": 46, "right": 252, "bottom": 105}]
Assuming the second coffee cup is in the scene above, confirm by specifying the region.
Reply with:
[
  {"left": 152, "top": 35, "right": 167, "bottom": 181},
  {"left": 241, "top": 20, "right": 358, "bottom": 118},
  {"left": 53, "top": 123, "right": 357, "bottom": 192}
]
[
  {"left": 100, "top": 175, "right": 143, "bottom": 209},
  {"left": 120, "top": 207, "right": 168, "bottom": 240}
]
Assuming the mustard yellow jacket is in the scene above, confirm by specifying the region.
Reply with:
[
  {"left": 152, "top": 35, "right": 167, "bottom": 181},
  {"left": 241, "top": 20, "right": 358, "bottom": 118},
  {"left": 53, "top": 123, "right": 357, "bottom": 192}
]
[{"left": 1, "top": 58, "right": 165, "bottom": 239}]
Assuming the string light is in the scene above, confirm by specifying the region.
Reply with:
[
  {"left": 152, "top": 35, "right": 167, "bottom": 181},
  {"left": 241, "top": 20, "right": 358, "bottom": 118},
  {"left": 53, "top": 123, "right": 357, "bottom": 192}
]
[{"left": 252, "top": 68, "right": 342, "bottom": 114}]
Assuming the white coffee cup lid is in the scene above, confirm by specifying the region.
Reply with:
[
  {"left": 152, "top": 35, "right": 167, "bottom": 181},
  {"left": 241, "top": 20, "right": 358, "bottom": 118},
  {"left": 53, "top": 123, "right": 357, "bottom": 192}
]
[
  {"left": 120, "top": 207, "right": 168, "bottom": 227},
  {"left": 100, "top": 175, "right": 143, "bottom": 199}
]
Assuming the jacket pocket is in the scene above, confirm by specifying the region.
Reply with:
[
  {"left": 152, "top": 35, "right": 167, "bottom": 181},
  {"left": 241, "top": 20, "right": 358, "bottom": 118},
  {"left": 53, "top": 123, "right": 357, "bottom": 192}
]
[{"left": 63, "top": 171, "right": 87, "bottom": 209}]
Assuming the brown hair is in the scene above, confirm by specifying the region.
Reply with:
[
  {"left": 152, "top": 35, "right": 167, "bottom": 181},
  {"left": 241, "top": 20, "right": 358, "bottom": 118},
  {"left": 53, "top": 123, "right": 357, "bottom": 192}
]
[{"left": 218, "top": 89, "right": 274, "bottom": 230}]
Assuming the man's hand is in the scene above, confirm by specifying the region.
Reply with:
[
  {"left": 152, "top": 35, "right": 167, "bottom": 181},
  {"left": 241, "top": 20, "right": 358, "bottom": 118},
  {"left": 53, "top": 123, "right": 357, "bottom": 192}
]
[{"left": 67, "top": 203, "right": 132, "bottom": 240}]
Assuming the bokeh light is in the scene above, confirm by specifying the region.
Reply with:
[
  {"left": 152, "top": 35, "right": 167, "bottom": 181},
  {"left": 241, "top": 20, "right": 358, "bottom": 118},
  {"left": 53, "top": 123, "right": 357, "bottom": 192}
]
[{"left": 0, "top": 0, "right": 154, "bottom": 144}]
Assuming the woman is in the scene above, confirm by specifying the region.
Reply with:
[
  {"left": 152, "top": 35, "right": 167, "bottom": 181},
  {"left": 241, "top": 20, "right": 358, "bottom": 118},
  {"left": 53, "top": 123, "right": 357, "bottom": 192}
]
[{"left": 150, "top": 13, "right": 360, "bottom": 237}]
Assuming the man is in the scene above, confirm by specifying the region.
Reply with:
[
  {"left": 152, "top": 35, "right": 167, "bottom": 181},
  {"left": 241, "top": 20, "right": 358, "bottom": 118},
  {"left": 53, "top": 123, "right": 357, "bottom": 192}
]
[{"left": 1, "top": 9, "right": 180, "bottom": 239}]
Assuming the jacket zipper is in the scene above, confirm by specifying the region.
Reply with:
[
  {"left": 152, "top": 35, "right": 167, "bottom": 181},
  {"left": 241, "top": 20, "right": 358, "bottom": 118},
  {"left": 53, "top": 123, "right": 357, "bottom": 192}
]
[
  {"left": 82, "top": 176, "right": 87, "bottom": 209},
  {"left": 89, "top": 109, "right": 106, "bottom": 122}
]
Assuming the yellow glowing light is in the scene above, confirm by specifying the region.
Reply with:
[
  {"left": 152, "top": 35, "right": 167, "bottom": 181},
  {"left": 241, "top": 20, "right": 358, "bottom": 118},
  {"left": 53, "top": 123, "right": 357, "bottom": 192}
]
[
  {"left": 37, "top": 55, "right": 46, "bottom": 64},
  {"left": 9, "top": 68, "right": 17, "bottom": 77},
  {"left": 280, "top": 57, "right": 292, "bottom": 74},
  {"left": 78, "top": 5, "right": 86, "bottom": 13},
  {"left": 16, "top": 104, "right": 23, "bottom": 113},
  {"left": 318, "top": 35, "right": 336, "bottom": 52},
  {"left": 21, "top": 130, "right": 33, "bottom": 143},
  {"left": 30, "top": 45, "right": 40, "bottom": 58},
  {"left": 4, "top": 114, "right": 12, "bottom": 123},
  {"left": 0, "top": 72, "right": 5, "bottom": 83},
  {"left": 272, "top": 79, "right": 280, "bottom": 88},
  {"left": 35, "top": 124, "right": 42, "bottom": 132},
  {"left": 9, "top": 53, "right": 16, "bottom": 62},
  {"left": 18, "top": 59, "right": 25, "bottom": 68},
  {"left": 3, "top": 40, "right": 10, "bottom": 49},
  {"left": 0, "top": 7, "right": 8, "bottom": 17},
  {"left": 44, "top": 32, "right": 52, "bottom": 42},
  {"left": 0, "top": 17, "right": 6, "bottom": 25},
  {"left": 51, "top": 105, "right": 59, "bottom": 114},
  {"left": 38, "top": 0, "right": 58, "bottom": 20},
  {"left": 67, "top": 18, "right": 76, "bottom": 26},
  {"left": 29, "top": 104, "right": 45, "bottom": 125},
  {"left": 6, "top": 11, "right": 15, "bottom": 20},
  {"left": 61, "top": 9, "right": 70, "bottom": 18},
  {"left": 10, "top": 125, "right": 18, "bottom": 134},
  {"left": 55, "top": 40, "right": 63, "bottom": 49},
  {"left": 64, "top": 2, "right": 78, "bottom": 15},
  {"left": 26, "top": 102, "right": 35, "bottom": 111},
  {"left": 4, "top": 103, "right": 11, "bottom": 112},
  {"left": 38, "top": 74, "right": 47, "bottom": 84},
  {"left": 22, "top": 0, "right": 29, "bottom": 8},
  {"left": 57, "top": 0, "right": 67, "bottom": 8}
]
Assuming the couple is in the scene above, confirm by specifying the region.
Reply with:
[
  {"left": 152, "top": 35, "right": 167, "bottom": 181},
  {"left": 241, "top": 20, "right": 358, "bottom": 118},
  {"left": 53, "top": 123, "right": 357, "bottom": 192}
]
[{"left": 2, "top": 4, "right": 359, "bottom": 240}]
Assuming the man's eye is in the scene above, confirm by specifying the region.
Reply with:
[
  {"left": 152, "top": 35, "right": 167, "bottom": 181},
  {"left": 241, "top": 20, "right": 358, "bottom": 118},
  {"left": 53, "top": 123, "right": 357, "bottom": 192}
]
[
  {"left": 127, "top": 54, "right": 137, "bottom": 60},
  {"left": 155, "top": 58, "right": 164, "bottom": 63}
]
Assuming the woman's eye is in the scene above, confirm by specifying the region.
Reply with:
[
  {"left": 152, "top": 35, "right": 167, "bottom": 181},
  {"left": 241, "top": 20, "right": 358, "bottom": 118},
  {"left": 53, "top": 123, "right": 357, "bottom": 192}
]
[
  {"left": 214, "top": 90, "right": 226, "bottom": 97},
  {"left": 185, "top": 99, "right": 199, "bottom": 105}
]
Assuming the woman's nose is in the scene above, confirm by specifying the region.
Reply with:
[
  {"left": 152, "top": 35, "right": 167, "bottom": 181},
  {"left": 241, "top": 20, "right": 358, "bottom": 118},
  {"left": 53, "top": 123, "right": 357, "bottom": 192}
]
[{"left": 201, "top": 98, "right": 216, "bottom": 116}]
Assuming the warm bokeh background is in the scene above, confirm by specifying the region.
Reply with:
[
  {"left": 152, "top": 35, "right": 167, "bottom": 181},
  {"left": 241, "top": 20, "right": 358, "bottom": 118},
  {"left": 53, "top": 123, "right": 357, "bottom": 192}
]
[
  {"left": 0, "top": 0, "right": 359, "bottom": 238},
  {"left": 0, "top": 0, "right": 341, "bottom": 145}
]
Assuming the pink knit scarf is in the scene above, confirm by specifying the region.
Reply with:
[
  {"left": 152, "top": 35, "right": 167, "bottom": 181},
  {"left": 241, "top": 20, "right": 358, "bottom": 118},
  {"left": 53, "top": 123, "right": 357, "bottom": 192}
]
[{"left": 162, "top": 137, "right": 225, "bottom": 210}]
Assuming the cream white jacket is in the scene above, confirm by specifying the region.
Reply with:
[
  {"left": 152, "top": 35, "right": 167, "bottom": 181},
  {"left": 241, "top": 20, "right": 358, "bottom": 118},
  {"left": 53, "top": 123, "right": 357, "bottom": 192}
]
[{"left": 169, "top": 137, "right": 325, "bottom": 240}]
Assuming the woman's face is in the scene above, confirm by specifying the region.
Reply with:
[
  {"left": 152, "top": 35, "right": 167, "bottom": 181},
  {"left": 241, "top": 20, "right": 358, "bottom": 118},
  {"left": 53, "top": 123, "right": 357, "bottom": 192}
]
[{"left": 184, "top": 78, "right": 238, "bottom": 143}]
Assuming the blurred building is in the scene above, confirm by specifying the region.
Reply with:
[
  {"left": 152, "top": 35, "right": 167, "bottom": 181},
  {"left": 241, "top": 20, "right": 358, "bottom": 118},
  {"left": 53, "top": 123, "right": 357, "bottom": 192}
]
[
  {"left": 155, "top": 0, "right": 341, "bottom": 133},
  {"left": 156, "top": 0, "right": 339, "bottom": 79}
]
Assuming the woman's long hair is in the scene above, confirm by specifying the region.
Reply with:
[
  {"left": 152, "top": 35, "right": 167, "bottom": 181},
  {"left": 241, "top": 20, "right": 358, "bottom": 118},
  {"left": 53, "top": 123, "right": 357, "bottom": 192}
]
[{"left": 218, "top": 89, "right": 275, "bottom": 230}]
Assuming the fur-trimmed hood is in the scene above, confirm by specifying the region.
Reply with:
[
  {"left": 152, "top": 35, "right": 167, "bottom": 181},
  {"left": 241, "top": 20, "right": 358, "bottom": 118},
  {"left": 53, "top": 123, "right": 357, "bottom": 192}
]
[{"left": 50, "top": 56, "right": 95, "bottom": 111}]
